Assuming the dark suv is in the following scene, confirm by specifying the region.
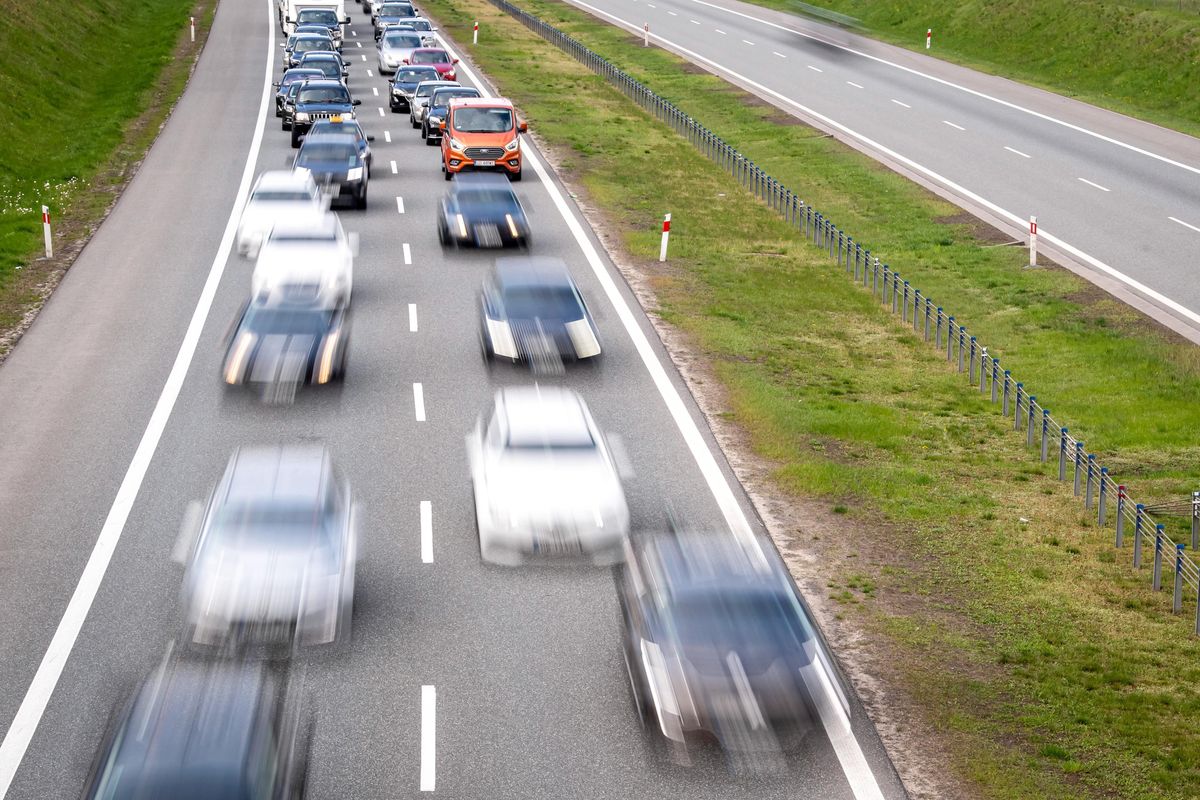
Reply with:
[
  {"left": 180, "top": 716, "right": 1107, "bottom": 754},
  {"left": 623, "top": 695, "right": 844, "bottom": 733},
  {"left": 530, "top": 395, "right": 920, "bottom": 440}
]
[{"left": 289, "top": 79, "right": 361, "bottom": 147}]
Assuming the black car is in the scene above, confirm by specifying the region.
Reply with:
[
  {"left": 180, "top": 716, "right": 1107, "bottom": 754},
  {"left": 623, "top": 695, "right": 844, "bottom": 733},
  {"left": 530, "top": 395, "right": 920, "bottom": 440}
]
[
  {"left": 388, "top": 64, "right": 439, "bottom": 112},
  {"left": 423, "top": 85, "right": 481, "bottom": 142},
  {"left": 285, "top": 33, "right": 336, "bottom": 69},
  {"left": 294, "top": 134, "right": 369, "bottom": 208},
  {"left": 479, "top": 257, "right": 601, "bottom": 370},
  {"left": 615, "top": 526, "right": 848, "bottom": 767},
  {"left": 281, "top": 81, "right": 305, "bottom": 131},
  {"left": 289, "top": 79, "right": 360, "bottom": 147},
  {"left": 297, "top": 51, "right": 349, "bottom": 83},
  {"left": 223, "top": 297, "right": 350, "bottom": 398},
  {"left": 306, "top": 117, "right": 374, "bottom": 175},
  {"left": 82, "top": 657, "right": 309, "bottom": 799},
  {"left": 274, "top": 68, "right": 323, "bottom": 117},
  {"left": 290, "top": 6, "right": 349, "bottom": 47},
  {"left": 440, "top": 173, "right": 529, "bottom": 248}
]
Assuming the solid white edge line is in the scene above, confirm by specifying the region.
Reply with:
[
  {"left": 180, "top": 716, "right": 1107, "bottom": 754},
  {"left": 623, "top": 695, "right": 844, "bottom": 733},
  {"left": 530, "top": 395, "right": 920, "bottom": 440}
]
[
  {"left": 402, "top": 242, "right": 412, "bottom": 263},
  {"left": 1169, "top": 216, "right": 1200, "bottom": 234},
  {"left": 409, "top": 303, "right": 418, "bottom": 332},
  {"left": 687, "top": 0, "right": 1200, "bottom": 177},
  {"left": 565, "top": 0, "right": 1200, "bottom": 328},
  {"left": 942, "top": 120, "right": 964, "bottom": 131},
  {"left": 413, "top": 382, "right": 425, "bottom": 421},
  {"left": 420, "top": 500, "right": 433, "bottom": 563},
  {"left": 420, "top": 685, "right": 436, "bottom": 791},
  {"left": 0, "top": 0, "right": 276, "bottom": 793},
  {"left": 1004, "top": 145, "right": 1031, "bottom": 158},
  {"left": 1078, "top": 177, "right": 1111, "bottom": 192},
  {"left": 396, "top": 196, "right": 405, "bottom": 213},
  {"left": 441, "top": 30, "right": 887, "bottom": 800}
]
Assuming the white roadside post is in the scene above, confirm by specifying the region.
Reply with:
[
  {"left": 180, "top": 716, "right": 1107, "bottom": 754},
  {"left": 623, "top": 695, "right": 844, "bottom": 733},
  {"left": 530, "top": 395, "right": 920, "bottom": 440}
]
[
  {"left": 190, "top": 16, "right": 196, "bottom": 43},
  {"left": 473, "top": 20, "right": 478, "bottom": 45},
  {"left": 41, "top": 206, "right": 52, "bottom": 259},
  {"left": 926, "top": 28, "right": 932, "bottom": 49},
  {"left": 644, "top": 23, "right": 649, "bottom": 47},
  {"left": 659, "top": 213, "right": 671, "bottom": 262},
  {"left": 1029, "top": 215, "right": 1038, "bottom": 267}
]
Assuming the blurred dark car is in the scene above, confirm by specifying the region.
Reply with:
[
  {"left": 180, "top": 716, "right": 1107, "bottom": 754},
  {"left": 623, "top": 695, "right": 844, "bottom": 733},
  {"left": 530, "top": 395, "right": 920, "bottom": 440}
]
[
  {"left": 306, "top": 116, "right": 375, "bottom": 175},
  {"left": 389, "top": 64, "right": 440, "bottom": 112},
  {"left": 373, "top": 1, "right": 418, "bottom": 39},
  {"left": 274, "top": 68, "right": 323, "bottom": 118},
  {"left": 285, "top": 33, "right": 336, "bottom": 69},
  {"left": 422, "top": 85, "right": 481, "bottom": 143},
  {"left": 222, "top": 296, "right": 350, "bottom": 398},
  {"left": 479, "top": 257, "right": 600, "bottom": 371},
  {"left": 615, "top": 527, "right": 851, "bottom": 765},
  {"left": 294, "top": 134, "right": 368, "bottom": 208},
  {"left": 175, "top": 444, "right": 358, "bottom": 650},
  {"left": 288, "top": 78, "right": 360, "bottom": 148},
  {"left": 82, "top": 657, "right": 310, "bottom": 799},
  {"left": 439, "top": 173, "right": 529, "bottom": 248},
  {"left": 281, "top": 81, "right": 305, "bottom": 131},
  {"left": 296, "top": 51, "right": 349, "bottom": 84}
]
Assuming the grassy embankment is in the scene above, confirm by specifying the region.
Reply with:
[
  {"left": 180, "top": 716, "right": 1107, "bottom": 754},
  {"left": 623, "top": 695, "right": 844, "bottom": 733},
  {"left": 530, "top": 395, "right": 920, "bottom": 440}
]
[
  {"left": 0, "top": 0, "right": 213, "bottom": 350},
  {"left": 421, "top": 0, "right": 1200, "bottom": 796},
  {"left": 751, "top": 0, "right": 1200, "bottom": 137}
]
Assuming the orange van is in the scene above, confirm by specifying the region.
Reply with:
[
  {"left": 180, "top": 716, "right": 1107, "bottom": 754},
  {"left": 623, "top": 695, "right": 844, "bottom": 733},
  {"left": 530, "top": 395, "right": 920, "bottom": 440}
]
[{"left": 440, "top": 97, "right": 528, "bottom": 181}]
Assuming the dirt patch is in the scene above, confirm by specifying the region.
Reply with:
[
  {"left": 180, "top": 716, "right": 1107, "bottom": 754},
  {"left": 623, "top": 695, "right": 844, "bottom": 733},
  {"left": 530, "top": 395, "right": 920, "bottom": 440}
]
[
  {"left": 0, "top": 0, "right": 215, "bottom": 363},
  {"left": 934, "top": 211, "right": 1021, "bottom": 248}
]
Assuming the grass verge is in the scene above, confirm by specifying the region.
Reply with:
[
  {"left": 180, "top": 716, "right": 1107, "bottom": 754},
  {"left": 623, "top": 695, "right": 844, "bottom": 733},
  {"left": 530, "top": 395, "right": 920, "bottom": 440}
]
[
  {"left": 0, "top": 0, "right": 215, "bottom": 355},
  {"left": 746, "top": 0, "right": 1200, "bottom": 138},
  {"left": 422, "top": 0, "right": 1200, "bottom": 797}
]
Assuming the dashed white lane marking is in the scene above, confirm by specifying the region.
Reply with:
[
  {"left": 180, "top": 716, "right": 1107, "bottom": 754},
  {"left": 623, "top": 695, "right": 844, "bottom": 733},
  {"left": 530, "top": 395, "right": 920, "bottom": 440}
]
[
  {"left": 690, "top": 18, "right": 700, "bottom": 23},
  {"left": 942, "top": 120, "right": 965, "bottom": 131},
  {"left": 1169, "top": 216, "right": 1200, "bottom": 234},
  {"left": 742, "top": 39, "right": 755, "bottom": 45},
  {"left": 367, "top": 68, "right": 373, "bottom": 77},
  {"left": 807, "top": 64, "right": 823, "bottom": 72},
  {"left": 361, "top": 54, "right": 367, "bottom": 61},
  {"left": 384, "top": 130, "right": 392, "bottom": 142},
  {"left": 402, "top": 242, "right": 412, "bottom": 264},
  {"left": 351, "top": 29, "right": 357, "bottom": 36},
  {"left": 891, "top": 99, "right": 911, "bottom": 108},
  {"left": 420, "top": 501, "right": 433, "bottom": 563},
  {"left": 409, "top": 304, "right": 418, "bottom": 332},
  {"left": 647, "top": 2, "right": 656, "bottom": 6},
  {"left": 1078, "top": 177, "right": 1111, "bottom": 192},
  {"left": 390, "top": 159, "right": 398, "bottom": 174},
  {"left": 715, "top": 28, "right": 726, "bottom": 34},
  {"left": 378, "top": 107, "right": 385, "bottom": 116},
  {"left": 772, "top": 51, "right": 786, "bottom": 58},
  {"left": 1004, "top": 145, "right": 1031, "bottom": 158},
  {"left": 396, "top": 196, "right": 405, "bottom": 213},
  {"left": 846, "top": 80, "right": 863, "bottom": 88},
  {"left": 420, "top": 685, "right": 436, "bottom": 791},
  {"left": 668, "top": 10, "right": 677, "bottom": 15},
  {"left": 356, "top": 41, "right": 362, "bottom": 48},
  {"left": 373, "top": 87, "right": 379, "bottom": 96},
  {"left": 413, "top": 383, "right": 426, "bottom": 421}
]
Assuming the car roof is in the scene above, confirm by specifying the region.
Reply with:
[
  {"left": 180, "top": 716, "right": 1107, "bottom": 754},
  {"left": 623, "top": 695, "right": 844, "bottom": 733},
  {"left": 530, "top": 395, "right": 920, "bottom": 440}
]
[
  {"left": 415, "top": 79, "right": 456, "bottom": 88},
  {"left": 266, "top": 210, "right": 340, "bottom": 238},
  {"left": 432, "top": 86, "right": 480, "bottom": 98},
  {"left": 410, "top": 47, "right": 449, "bottom": 55},
  {"left": 301, "top": 132, "right": 358, "bottom": 146},
  {"left": 221, "top": 444, "right": 331, "bottom": 507},
  {"left": 293, "top": 33, "right": 333, "bottom": 42},
  {"left": 494, "top": 256, "right": 574, "bottom": 290},
  {"left": 296, "top": 78, "right": 346, "bottom": 89},
  {"left": 254, "top": 170, "right": 315, "bottom": 191},
  {"left": 300, "top": 53, "right": 341, "bottom": 62},
  {"left": 449, "top": 97, "right": 514, "bottom": 110},
  {"left": 642, "top": 529, "right": 781, "bottom": 597},
  {"left": 497, "top": 386, "right": 590, "bottom": 440},
  {"left": 309, "top": 118, "right": 364, "bottom": 133},
  {"left": 283, "top": 67, "right": 324, "bottom": 77}
]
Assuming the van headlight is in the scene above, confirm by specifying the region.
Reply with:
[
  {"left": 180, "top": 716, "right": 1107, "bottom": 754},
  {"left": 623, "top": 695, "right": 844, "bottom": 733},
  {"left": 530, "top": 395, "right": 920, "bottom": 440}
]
[
  {"left": 448, "top": 138, "right": 464, "bottom": 152},
  {"left": 504, "top": 138, "right": 520, "bottom": 152}
]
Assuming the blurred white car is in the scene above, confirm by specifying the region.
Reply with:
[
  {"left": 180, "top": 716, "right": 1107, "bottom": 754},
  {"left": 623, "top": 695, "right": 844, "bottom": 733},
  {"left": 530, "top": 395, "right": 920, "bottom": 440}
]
[
  {"left": 252, "top": 211, "right": 356, "bottom": 307},
  {"left": 236, "top": 170, "right": 326, "bottom": 257},
  {"left": 467, "top": 386, "right": 630, "bottom": 566}
]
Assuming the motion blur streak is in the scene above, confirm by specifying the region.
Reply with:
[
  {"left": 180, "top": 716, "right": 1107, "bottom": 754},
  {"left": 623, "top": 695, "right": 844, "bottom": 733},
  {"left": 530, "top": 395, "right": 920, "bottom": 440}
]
[{"left": 0, "top": 0, "right": 276, "bottom": 793}]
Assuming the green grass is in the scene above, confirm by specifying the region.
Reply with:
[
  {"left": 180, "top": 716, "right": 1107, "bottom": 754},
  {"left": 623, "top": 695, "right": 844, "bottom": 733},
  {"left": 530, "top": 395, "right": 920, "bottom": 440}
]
[
  {"left": 748, "top": 0, "right": 1200, "bottom": 137},
  {"left": 417, "top": 0, "right": 1200, "bottom": 796},
  {"left": 0, "top": 0, "right": 209, "bottom": 337}
]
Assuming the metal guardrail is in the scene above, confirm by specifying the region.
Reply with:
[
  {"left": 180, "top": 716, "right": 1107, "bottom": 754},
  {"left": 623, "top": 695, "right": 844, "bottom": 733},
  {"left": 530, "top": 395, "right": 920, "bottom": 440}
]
[{"left": 484, "top": 0, "right": 1200, "bottom": 629}]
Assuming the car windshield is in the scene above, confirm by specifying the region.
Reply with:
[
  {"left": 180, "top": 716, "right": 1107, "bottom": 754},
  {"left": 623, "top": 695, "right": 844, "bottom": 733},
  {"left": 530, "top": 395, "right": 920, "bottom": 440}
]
[
  {"left": 415, "top": 83, "right": 446, "bottom": 98},
  {"left": 500, "top": 285, "right": 582, "bottom": 320},
  {"left": 504, "top": 422, "right": 595, "bottom": 450},
  {"left": 298, "top": 8, "right": 338, "bottom": 24},
  {"left": 453, "top": 107, "right": 513, "bottom": 133},
  {"left": 212, "top": 502, "right": 335, "bottom": 552},
  {"left": 409, "top": 19, "right": 431, "bottom": 30},
  {"left": 286, "top": 83, "right": 303, "bottom": 99},
  {"left": 395, "top": 67, "right": 438, "bottom": 83},
  {"left": 252, "top": 189, "right": 314, "bottom": 202},
  {"left": 297, "top": 143, "right": 358, "bottom": 166},
  {"left": 298, "top": 86, "right": 349, "bottom": 103},
  {"left": 93, "top": 771, "right": 252, "bottom": 800},
  {"left": 458, "top": 189, "right": 515, "bottom": 206},
  {"left": 311, "top": 62, "right": 340, "bottom": 77},
  {"left": 282, "top": 71, "right": 320, "bottom": 87},
  {"left": 670, "top": 589, "right": 813, "bottom": 653},
  {"left": 383, "top": 33, "right": 422, "bottom": 47},
  {"left": 432, "top": 89, "right": 478, "bottom": 106},
  {"left": 242, "top": 305, "right": 334, "bottom": 335},
  {"left": 379, "top": 3, "right": 415, "bottom": 15},
  {"left": 411, "top": 50, "right": 449, "bottom": 64},
  {"left": 295, "top": 38, "right": 332, "bottom": 52}
]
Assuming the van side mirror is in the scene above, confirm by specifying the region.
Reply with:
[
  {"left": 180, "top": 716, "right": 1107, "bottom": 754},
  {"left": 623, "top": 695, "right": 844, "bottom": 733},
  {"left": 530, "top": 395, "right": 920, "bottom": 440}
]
[
  {"left": 353, "top": 99, "right": 362, "bottom": 105},
  {"left": 452, "top": 58, "right": 459, "bottom": 64},
  {"left": 438, "top": 120, "right": 446, "bottom": 130},
  {"left": 366, "top": 135, "right": 376, "bottom": 141},
  {"left": 518, "top": 120, "right": 528, "bottom": 132}
]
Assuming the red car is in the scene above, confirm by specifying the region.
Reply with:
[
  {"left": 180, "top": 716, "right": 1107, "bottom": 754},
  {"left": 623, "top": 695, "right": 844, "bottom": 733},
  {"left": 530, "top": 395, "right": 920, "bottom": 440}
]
[{"left": 408, "top": 47, "right": 458, "bottom": 81}]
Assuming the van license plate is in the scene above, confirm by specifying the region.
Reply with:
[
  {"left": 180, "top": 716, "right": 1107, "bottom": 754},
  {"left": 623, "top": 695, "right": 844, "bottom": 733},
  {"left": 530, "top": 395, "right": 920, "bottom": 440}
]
[{"left": 475, "top": 159, "right": 495, "bottom": 167}]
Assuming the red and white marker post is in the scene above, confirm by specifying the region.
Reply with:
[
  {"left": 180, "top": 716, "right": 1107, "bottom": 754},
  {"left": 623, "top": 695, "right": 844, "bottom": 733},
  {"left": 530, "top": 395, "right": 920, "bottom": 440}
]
[
  {"left": 41, "top": 206, "right": 52, "bottom": 259},
  {"left": 659, "top": 213, "right": 671, "bottom": 262},
  {"left": 926, "top": 28, "right": 932, "bottom": 49},
  {"left": 644, "top": 23, "right": 649, "bottom": 47},
  {"left": 190, "top": 16, "right": 196, "bottom": 43},
  {"left": 1028, "top": 215, "right": 1038, "bottom": 267},
  {"left": 473, "top": 20, "right": 478, "bottom": 45}
]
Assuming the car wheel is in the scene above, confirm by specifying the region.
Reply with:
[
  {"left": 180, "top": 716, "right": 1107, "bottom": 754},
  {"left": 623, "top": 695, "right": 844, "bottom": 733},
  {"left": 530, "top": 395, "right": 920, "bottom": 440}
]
[
  {"left": 437, "top": 221, "right": 448, "bottom": 246},
  {"left": 444, "top": 168, "right": 452, "bottom": 181},
  {"left": 623, "top": 644, "right": 651, "bottom": 725},
  {"left": 290, "top": 128, "right": 301, "bottom": 148},
  {"left": 509, "top": 169, "right": 522, "bottom": 182},
  {"left": 282, "top": 118, "right": 290, "bottom": 131},
  {"left": 356, "top": 188, "right": 367, "bottom": 210},
  {"left": 424, "top": 129, "right": 438, "bottom": 146}
]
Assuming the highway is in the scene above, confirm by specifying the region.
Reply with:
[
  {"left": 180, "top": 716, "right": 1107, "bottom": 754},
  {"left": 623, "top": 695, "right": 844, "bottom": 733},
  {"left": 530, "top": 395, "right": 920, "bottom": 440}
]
[
  {"left": 562, "top": 0, "right": 1200, "bottom": 343},
  {"left": 0, "top": 0, "right": 904, "bottom": 796}
]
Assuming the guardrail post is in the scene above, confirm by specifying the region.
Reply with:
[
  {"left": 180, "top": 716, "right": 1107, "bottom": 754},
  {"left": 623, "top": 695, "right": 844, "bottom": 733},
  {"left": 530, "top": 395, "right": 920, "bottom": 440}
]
[
  {"left": 1040, "top": 409, "right": 1049, "bottom": 461},
  {"left": 980, "top": 350, "right": 988, "bottom": 392},
  {"left": 1026, "top": 396, "right": 1036, "bottom": 446},
  {"left": 968, "top": 338, "right": 977, "bottom": 381},
  {"left": 914, "top": 291, "right": 921, "bottom": 332},
  {"left": 1058, "top": 427, "right": 1068, "bottom": 480},
  {"left": 1085, "top": 455, "right": 1096, "bottom": 509},
  {"left": 935, "top": 308, "right": 943, "bottom": 348},
  {"left": 828, "top": 221, "right": 836, "bottom": 258},
  {"left": 1073, "top": 441, "right": 1084, "bottom": 496},
  {"left": 1116, "top": 485, "right": 1126, "bottom": 545},
  {"left": 1174, "top": 544, "right": 1185, "bottom": 613},
  {"left": 958, "top": 327, "right": 967, "bottom": 372},
  {"left": 1153, "top": 525, "right": 1164, "bottom": 591},
  {"left": 871, "top": 256, "right": 879, "bottom": 296},
  {"left": 1134, "top": 504, "right": 1145, "bottom": 567},
  {"left": 924, "top": 299, "right": 932, "bottom": 341},
  {"left": 946, "top": 317, "right": 955, "bottom": 360},
  {"left": 1014, "top": 382, "right": 1024, "bottom": 428},
  {"left": 1193, "top": 491, "right": 1199, "bottom": 550},
  {"left": 1098, "top": 468, "right": 1108, "bottom": 525},
  {"left": 902, "top": 282, "right": 910, "bottom": 322},
  {"left": 1195, "top": 574, "right": 1200, "bottom": 635},
  {"left": 1002, "top": 371, "right": 1011, "bottom": 415},
  {"left": 892, "top": 274, "right": 900, "bottom": 314}
]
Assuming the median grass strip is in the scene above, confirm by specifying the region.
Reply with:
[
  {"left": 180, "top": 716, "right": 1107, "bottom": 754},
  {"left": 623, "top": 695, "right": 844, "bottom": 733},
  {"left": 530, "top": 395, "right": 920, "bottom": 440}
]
[
  {"left": 0, "top": 0, "right": 214, "bottom": 355},
  {"left": 745, "top": 0, "right": 1200, "bottom": 138},
  {"left": 423, "top": 0, "right": 1200, "bottom": 797}
]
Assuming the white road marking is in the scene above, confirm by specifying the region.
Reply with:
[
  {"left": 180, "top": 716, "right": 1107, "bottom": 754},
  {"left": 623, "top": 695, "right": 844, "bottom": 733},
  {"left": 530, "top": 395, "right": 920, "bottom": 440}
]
[
  {"left": 686, "top": 0, "right": 1200, "bottom": 178},
  {"left": 846, "top": 80, "right": 863, "bottom": 88},
  {"left": 402, "top": 242, "right": 412, "bottom": 264},
  {"left": 715, "top": 28, "right": 726, "bottom": 34},
  {"left": 0, "top": 0, "right": 276, "bottom": 792},
  {"left": 352, "top": 29, "right": 357, "bottom": 36},
  {"left": 409, "top": 303, "right": 418, "bottom": 332},
  {"left": 356, "top": 41, "right": 362, "bottom": 48},
  {"left": 367, "top": 68, "right": 373, "bottom": 76},
  {"left": 772, "top": 51, "right": 786, "bottom": 58},
  {"left": 742, "top": 39, "right": 755, "bottom": 45},
  {"left": 807, "top": 64, "right": 823, "bottom": 72},
  {"left": 391, "top": 159, "right": 398, "bottom": 174},
  {"left": 668, "top": 9, "right": 677, "bottom": 15},
  {"left": 420, "top": 501, "right": 433, "bottom": 562},
  {"left": 446, "top": 38, "right": 894, "bottom": 793},
  {"left": 1004, "top": 145, "right": 1031, "bottom": 158},
  {"left": 373, "top": 86, "right": 379, "bottom": 96},
  {"left": 1169, "top": 216, "right": 1200, "bottom": 234},
  {"left": 891, "top": 99, "right": 910, "bottom": 108},
  {"left": 420, "top": 685, "right": 436, "bottom": 791},
  {"left": 413, "top": 383, "right": 426, "bottom": 421},
  {"left": 396, "top": 196, "right": 405, "bottom": 213},
  {"left": 647, "top": 2, "right": 656, "bottom": 7},
  {"left": 568, "top": 0, "right": 1200, "bottom": 329},
  {"left": 942, "top": 120, "right": 965, "bottom": 131},
  {"left": 690, "top": 18, "right": 700, "bottom": 23},
  {"left": 378, "top": 107, "right": 385, "bottom": 116},
  {"left": 384, "top": 130, "right": 392, "bottom": 142},
  {"left": 361, "top": 54, "right": 367, "bottom": 61},
  {"left": 1078, "top": 177, "right": 1111, "bottom": 192}
]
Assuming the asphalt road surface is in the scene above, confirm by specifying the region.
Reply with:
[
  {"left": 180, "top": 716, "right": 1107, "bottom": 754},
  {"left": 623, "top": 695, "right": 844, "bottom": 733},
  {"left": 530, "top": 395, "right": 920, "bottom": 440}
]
[
  {"left": 563, "top": 0, "right": 1200, "bottom": 343},
  {"left": 0, "top": 0, "right": 905, "bottom": 797}
]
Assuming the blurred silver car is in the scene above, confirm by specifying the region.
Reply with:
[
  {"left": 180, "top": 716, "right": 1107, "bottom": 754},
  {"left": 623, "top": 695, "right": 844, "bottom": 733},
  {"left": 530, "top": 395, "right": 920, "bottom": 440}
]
[
  {"left": 236, "top": 169, "right": 327, "bottom": 257},
  {"left": 467, "top": 386, "right": 630, "bottom": 566},
  {"left": 175, "top": 445, "right": 359, "bottom": 652},
  {"left": 376, "top": 29, "right": 425, "bottom": 74}
]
